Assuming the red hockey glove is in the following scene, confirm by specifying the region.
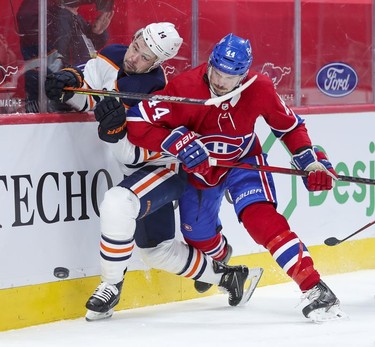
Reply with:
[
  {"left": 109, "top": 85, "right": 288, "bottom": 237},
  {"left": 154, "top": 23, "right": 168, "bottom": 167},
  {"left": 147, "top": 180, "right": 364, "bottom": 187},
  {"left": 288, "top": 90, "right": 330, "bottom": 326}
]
[
  {"left": 291, "top": 146, "right": 338, "bottom": 191},
  {"left": 161, "top": 126, "right": 210, "bottom": 175}
]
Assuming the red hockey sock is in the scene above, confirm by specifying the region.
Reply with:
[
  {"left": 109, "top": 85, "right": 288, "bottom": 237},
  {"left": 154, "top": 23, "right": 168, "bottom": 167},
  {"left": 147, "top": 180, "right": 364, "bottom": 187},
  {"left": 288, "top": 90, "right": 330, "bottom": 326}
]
[
  {"left": 240, "top": 203, "right": 320, "bottom": 291},
  {"left": 184, "top": 233, "right": 228, "bottom": 261}
]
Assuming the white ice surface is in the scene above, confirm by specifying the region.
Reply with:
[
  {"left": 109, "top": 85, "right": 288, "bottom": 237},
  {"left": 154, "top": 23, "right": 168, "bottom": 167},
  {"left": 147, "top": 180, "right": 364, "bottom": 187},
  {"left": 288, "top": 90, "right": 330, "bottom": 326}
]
[{"left": 1, "top": 270, "right": 374, "bottom": 347}]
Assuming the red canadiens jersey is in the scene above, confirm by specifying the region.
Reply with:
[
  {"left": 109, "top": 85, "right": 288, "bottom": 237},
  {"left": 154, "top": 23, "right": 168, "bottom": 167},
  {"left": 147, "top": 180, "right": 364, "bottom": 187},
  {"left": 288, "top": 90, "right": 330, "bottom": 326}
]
[{"left": 127, "top": 63, "right": 311, "bottom": 188}]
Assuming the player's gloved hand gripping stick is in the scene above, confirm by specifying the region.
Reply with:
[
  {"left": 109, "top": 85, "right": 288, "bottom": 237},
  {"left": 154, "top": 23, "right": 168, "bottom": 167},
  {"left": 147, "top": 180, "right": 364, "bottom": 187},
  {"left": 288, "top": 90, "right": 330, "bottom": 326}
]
[
  {"left": 161, "top": 126, "right": 210, "bottom": 175},
  {"left": 45, "top": 67, "right": 84, "bottom": 102},
  {"left": 291, "top": 146, "right": 337, "bottom": 191}
]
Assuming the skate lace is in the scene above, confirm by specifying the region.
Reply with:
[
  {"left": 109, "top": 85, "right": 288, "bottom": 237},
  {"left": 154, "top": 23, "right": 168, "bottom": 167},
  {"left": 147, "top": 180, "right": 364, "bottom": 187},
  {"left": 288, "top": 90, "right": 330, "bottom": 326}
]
[
  {"left": 304, "top": 286, "right": 321, "bottom": 302},
  {"left": 92, "top": 282, "right": 118, "bottom": 303},
  {"left": 298, "top": 285, "right": 321, "bottom": 308}
]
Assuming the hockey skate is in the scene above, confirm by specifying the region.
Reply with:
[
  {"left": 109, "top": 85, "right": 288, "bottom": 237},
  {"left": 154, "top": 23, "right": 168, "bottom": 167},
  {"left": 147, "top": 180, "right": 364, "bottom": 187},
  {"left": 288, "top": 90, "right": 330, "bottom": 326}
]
[
  {"left": 194, "top": 244, "right": 233, "bottom": 293},
  {"left": 302, "top": 280, "right": 348, "bottom": 323},
  {"left": 85, "top": 280, "right": 123, "bottom": 321},
  {"left": 215, "top": 261, "right": 264, "bottom": 306}
]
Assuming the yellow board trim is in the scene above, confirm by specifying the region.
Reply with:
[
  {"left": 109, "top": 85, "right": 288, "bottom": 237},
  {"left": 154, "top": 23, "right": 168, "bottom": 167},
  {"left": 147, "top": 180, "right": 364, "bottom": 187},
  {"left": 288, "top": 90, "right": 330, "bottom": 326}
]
[{"left": 1, "top": 238, "right": 374, "bottom": 332}]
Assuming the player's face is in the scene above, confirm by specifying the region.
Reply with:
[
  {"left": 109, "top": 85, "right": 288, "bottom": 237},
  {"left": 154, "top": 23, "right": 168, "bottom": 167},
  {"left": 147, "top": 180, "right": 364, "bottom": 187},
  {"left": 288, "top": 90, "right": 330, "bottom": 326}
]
[
  {"left": 123, "top": 36, "right": 158, "bottom": 74},
  {"left": 208, "top": 67, "right": 243, "bottom": 96}
]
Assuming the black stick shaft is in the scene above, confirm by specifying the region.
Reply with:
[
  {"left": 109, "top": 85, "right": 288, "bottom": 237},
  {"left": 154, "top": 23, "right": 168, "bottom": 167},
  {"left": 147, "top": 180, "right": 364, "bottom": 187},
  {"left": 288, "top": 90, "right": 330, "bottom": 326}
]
[
  {"left": 338, "top": 220, "right": 375, "bottom": 243},
  {"left": 325, "top": 220, "right": 375, "bottom": 246},
  {"left": 64, "top": 75, "right": 257, "bottom": 106},
  {"left": 65, "top": 87, "right": 208, "bottom": 105}
]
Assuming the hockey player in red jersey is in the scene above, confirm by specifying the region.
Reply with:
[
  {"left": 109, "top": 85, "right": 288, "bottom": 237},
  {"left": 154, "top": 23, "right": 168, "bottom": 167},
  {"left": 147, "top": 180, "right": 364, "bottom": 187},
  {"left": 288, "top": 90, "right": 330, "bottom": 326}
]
[
  {"left": 126, "top": 33, "right": 347, "bottom": 322},
  {"left": 45, "top": 24, "right": 263, "bottom": 321}
]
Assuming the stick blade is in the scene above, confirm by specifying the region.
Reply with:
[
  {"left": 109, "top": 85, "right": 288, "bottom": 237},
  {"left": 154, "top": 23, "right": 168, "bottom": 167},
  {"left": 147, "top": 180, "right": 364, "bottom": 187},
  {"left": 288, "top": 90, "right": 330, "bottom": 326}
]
[
  {"left": 204, "top": 75, "right": 257, "bottom": 106},
  {"left": 324, "top": 237, "right": 340, "bottom": 246}
]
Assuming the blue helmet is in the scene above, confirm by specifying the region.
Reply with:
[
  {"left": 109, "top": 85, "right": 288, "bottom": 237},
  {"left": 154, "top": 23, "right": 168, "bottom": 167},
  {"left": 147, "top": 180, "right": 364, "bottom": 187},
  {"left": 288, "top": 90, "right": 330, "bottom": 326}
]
[{"left": 209, "top": 34, "right": 253, "bottom": 75}]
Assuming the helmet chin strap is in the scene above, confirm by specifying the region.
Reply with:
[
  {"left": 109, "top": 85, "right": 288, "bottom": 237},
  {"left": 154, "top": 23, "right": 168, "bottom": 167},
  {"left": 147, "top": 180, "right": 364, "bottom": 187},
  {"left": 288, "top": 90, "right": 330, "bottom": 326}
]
[{"left": 146, "top": 60, "right": 163, "bottom": 73}]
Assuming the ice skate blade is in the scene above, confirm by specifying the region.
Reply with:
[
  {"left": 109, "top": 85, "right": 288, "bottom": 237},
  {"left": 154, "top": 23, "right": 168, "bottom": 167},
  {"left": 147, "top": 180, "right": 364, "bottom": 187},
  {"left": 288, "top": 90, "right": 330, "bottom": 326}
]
[
  {"left": 85, "top": 308, "right": 114, "bottom": 322},
  {"left": 238, "top": 267, "right": 264, "bottom": 306},
  {"left": 307, "top": 305, "right": 349, "bottom": 323}
]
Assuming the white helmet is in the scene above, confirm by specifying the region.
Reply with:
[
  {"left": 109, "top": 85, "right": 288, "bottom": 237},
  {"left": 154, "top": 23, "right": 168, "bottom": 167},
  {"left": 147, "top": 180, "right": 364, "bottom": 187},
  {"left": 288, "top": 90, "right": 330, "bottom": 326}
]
[{"left": 142, "top": 22, "right": 183, "bottom": 64}]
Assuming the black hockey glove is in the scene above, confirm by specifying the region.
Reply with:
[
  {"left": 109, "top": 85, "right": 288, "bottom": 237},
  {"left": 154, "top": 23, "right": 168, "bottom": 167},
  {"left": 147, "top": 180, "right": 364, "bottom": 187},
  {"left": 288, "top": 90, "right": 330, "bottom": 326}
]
[
  {"left": 94, "top": 97, "right": 127, "bottom": 143},
  {"left": 45, "top": 67, "right": 84, "bottom": 102}
]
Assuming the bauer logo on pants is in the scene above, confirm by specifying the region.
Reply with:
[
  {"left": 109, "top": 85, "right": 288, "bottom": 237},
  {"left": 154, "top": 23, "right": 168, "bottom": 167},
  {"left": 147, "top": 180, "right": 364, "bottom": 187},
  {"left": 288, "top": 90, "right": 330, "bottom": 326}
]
[{"left": 316, "top": 62, "right": 358, "bottom": 97}]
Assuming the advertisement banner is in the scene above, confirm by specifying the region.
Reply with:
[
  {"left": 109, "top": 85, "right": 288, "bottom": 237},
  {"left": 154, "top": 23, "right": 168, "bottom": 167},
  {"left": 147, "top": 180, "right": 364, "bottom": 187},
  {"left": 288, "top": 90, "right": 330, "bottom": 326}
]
[
  {"left": 1, "top": 111, "right": 375, "bottom": 289},
  {"left": 0, "top": 120, "right": 125, "bottom": 288}
]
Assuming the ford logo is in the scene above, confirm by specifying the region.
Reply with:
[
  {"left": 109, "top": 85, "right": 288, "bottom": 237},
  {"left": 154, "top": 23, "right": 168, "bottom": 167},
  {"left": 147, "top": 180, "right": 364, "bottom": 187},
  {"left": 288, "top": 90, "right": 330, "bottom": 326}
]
[{"left": 316, "top": 63, "right": 358, "bottom": 97}]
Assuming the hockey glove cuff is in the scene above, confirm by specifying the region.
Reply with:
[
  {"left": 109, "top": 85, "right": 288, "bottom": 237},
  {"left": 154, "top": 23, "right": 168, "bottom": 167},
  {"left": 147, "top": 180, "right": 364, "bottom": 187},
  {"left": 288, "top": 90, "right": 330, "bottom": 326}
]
[
  {"left": 292, "top": 146, "right": 337, "bottom": 191},
  {"left": 94, "top": 97, "right": 127, "bottom": 143},
  {"left": 161, "top": 126, "right": 210, "bottom": 175}
]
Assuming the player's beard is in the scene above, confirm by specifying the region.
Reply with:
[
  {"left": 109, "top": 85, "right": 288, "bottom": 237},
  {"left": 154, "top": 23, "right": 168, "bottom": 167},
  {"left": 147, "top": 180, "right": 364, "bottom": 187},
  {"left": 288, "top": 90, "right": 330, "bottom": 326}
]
[
  {"left": 123, "top": 60, "right": 137, "bottom": 74},
  {"left": 210, "top": 84, "right": 232, "bottom": 96},
  {"left": 207, "top": 66, "right": 242, "bottom": 96}
]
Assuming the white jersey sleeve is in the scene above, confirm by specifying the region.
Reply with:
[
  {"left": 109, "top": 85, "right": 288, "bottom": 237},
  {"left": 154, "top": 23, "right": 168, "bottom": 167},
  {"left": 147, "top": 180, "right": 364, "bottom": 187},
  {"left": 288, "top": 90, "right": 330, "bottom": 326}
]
[
  {"left": 108, "top": 134, "right": 179, "bottom": 176},
  {"left": 66, "top": 54, "right": 119, "bottom": 111}
]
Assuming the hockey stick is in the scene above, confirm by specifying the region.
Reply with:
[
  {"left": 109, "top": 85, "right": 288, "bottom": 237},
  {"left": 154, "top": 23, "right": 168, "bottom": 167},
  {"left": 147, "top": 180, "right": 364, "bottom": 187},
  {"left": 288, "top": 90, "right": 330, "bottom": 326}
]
[
  {"left": 324, "top": 220, "right": 375, "bottom": 246},
  {"left": 64, "top": 75, "right": 257, "bottom": 106},
  {"left": 209, "top": 158, "right": 375, "bottom": 186}
]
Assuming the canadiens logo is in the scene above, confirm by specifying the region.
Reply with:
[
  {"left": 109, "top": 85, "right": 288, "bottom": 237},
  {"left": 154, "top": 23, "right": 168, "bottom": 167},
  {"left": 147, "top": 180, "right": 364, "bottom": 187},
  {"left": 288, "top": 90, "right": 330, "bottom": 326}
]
[
  {"left": 182, "top": 223, "right": 193, "bottom": 232},
  {"left": 200, "top": 134, "right": 254, "bottom": 161}
]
